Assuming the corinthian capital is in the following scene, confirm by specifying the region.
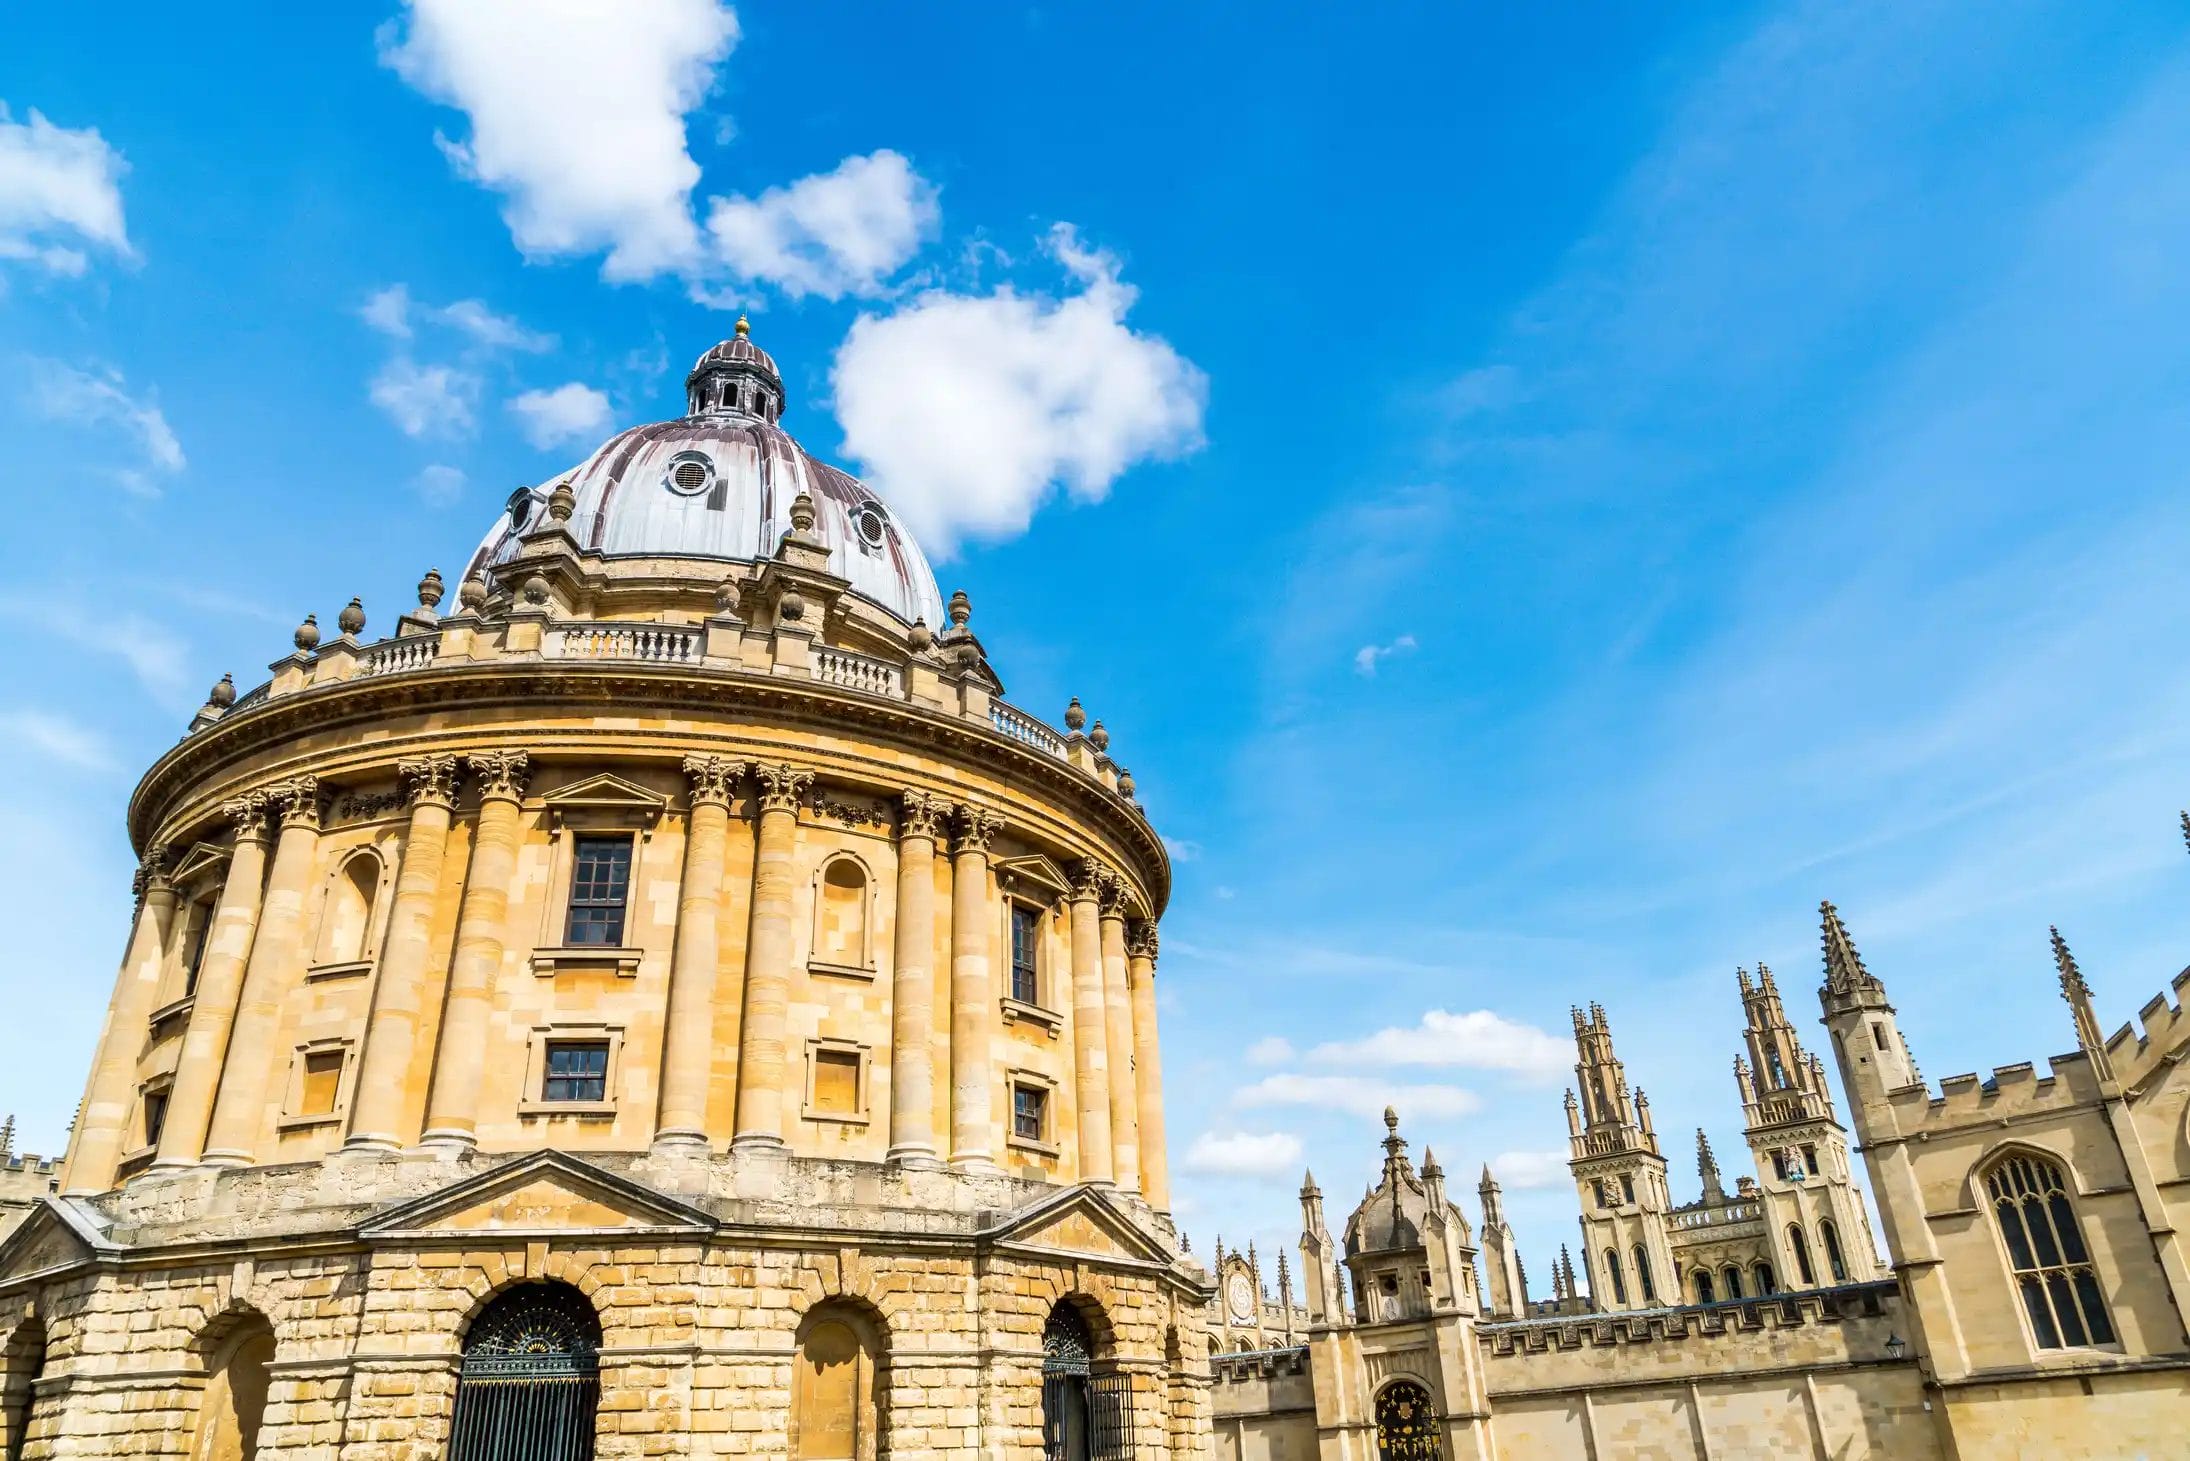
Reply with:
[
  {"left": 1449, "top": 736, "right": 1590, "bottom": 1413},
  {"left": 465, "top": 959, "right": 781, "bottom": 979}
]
[
  {"left": 683, "top": 754, "right": 746, "bottom": 808},
  {"left": 222, "top": 791, "right": 272, "bottom": 841},
  {"left": 899, "top": 789, "right": 948, "bottom": 843},
  {"left": 465, "top": 750, "right": 532, "bottom": 804},
  {"left": 753, "top": 762, "right": 814, "bottom": 814},
  {"left": 271, "top": 776, "right": 324, "bottom": 830},
  {"left": 1070, "top": 857, "right": 1110, "bottom": 902},
  {"left": 1126, "top": 919, "right": 1160, "bottom": 962},
  {"left": 399, "top": 754, "right": 463, "bottom": 810},
  {"left": 133, "top": 842, "right": 172, "bottom": 900},
  {"left": 1097, "top": 868, "right": 1129, "bottom": 914},
  {"left": 952, "top": 803, "right": 999, "bottom": 855}
]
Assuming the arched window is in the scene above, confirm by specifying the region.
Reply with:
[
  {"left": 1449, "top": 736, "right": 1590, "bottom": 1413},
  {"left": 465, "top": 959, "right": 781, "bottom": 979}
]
[
  {"left": 1753, "top": 1261, "right": 1776, "bottom": 1296},
  {"left": 1601, "top": 1249, "right": 1628, "bottom": 1306},
  {"left": 178, "top": 895, "right": 217, "bottom": 998},
  {"left": 449, "top": 1282, "right": 601, "bottom": 1461},
  {"left": 1984, "top": 1152, "right": 2116, "bottom": 1350},
  {"left": 1631, "top": 1244, "right": 1656, "bottom": 1304},
  {"left": 189, "top": 1316, "right": 274, "bottom": 1461},
  {"left": 314, "top": 851, "right": 380, "bottom": 965},
  {"left": 1591, "top": 1179, "right": 1608, "bottom": 1209},
  {"left": 1693, "top": 1270, "right": 1716, "bottom": 1304},
  {"left": 814, "top": 857, "right": 870, "bottom": 969},
  {"left": 1787, "top": 1224, "right": 1816, "bottom": 1287},
  {"left": 1721, "top": 1265, "right": 1744, "bottom": 1300},
  {"left": 2, "top": 1318, "right": 44, "bottom": 1461},
  {"left": 1820, "top": 1218, "right": 1848, "bottom": 1282},
  {"left": 1042, "top": 1301, "right": 1127, "bottom": 1461},
  {"left": 792, "top": 1303, "right": 885, "bottom": 1461},
  {"left": 1375, "top": 1379, "right": 1442, "bottom": 1461}
]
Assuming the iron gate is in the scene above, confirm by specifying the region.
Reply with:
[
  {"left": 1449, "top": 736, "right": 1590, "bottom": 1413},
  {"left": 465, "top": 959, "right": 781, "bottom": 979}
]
[
  {"left": 1041, "top": 1303, "right": 1132, "bottom": 1461},
  {"left": 447, "top": 1283, "right": 602, "bottom": 1461}
]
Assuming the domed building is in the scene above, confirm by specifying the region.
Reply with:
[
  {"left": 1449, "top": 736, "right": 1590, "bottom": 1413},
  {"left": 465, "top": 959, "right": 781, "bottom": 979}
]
[{"left": 5, "top": 325, "right": 1206, "bottom": 1459}]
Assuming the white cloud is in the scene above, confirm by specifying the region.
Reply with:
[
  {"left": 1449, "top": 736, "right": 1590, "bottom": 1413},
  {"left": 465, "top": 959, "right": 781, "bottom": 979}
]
[
  {"left": 832, "top": 224, "right": 1206, "bottom": 554},
  {"left": 1307, "top": 1009, "right": 1571, "bottom": 1083},
  {"left": 0, "top": 600, "right": 190, "bottom": 702},
  {"left": 379, "top": 0, "right": 737, "bottom": 281},
  {"left": 509, "top": 382, "right": 612, "bottom": 450},
  {"left": 705, "top": 149, "right": 937, "bottom": 300},
  {"left": 414, "top": 463, "right": 467, "bottom": 506},
  {"left": 25, "top": 359, "right": 183, "bottom": 492},
  {"left": 1245, "top": 1036, "right": 1295, "bottom": 1066},
  {"left": 360, "top": 283, "right": 413, "bottom": 339},
  {"left": 370, "top": 358, "right": 479, "bottom": 439},
  {"left": 1181, "top": 1130, "right": 1303, "bottom": 1180},
  {"left": 1161, "top": 835, "right": 1203, "bottom": 862},
  {"left": 0, "top": 709, "right": 116, "bottom": 773},
  {"left": 1232, "top": 1073, "right": 1480, "bottom": 1121},
  {"left": 361, "top": 285, "right": 553, "bottom": 352},
  {"left": 1353, "top": 633, "right": 1417, "bottom": 677},
  {"left": 1485, "top": 1150, "right": 1573, "bottom": 1190},
  {"left": 0, "top": 103, "right": 130, "bottom": 276}
]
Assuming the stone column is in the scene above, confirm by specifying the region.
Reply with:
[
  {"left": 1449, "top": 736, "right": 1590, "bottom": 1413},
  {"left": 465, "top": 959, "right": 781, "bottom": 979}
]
[
  {"left": 203, "top": 777, "right": 325, "bottom": 1166},
  {"left": 886, "top": 790, "right": 947, "bottom": 1167},
  {"left": 155, "top": 795, "right": 272, "bottom": 1169},
  {"left": 656, "top": 755, "right": 744, "bottom": 1152},
  {"left": 1100, "top": 879, "right": 1141, "bottom": 1193},
  {"left": 948, "top": 804, "right": 1000, "bottom": 1173},
  {"left": 732, "top": 762, "right": 811, "bottom": 1154},
  {"left": 421, "top": 751, "right": 530, "bottom": 1152},
  {"left": 1068, "top": 859, "right": 1114, "bottom": 1186},
  {"left": 62, "top": 846, "right": 178, "bottom": 1193},
  {"left": 1129, "top": 920, "right": 1169, "bottom": 1212},
  {"left": 341, "top": 756, "right": 462, "bottom": 1153}
]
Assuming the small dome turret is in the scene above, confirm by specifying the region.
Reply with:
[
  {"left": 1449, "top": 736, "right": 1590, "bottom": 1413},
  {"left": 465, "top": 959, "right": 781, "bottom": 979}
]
[{"left": 685, "top": 315, "right": 784, "bottom": 422}]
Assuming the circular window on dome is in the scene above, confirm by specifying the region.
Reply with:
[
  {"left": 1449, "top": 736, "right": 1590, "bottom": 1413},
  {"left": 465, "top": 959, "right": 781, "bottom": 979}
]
[
  {"left": 505, "top": 487, "right": 536, "bottom": 532},
  {"left": 664, "top": 452, "right": 715, "bottom": 498},
  {"left": 853, "top": 501, "right": 888, "bottom": 549}
]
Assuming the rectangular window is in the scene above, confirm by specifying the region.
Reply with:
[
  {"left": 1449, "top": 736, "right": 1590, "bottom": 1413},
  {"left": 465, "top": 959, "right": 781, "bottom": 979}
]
[
  {"left": 812, "top": 1048, "right": 861, "bottom": 1116},
  {"left": 1620, "top": 1174, "right": 1635, "bottom": 1204},
  {"left": 182, "top": 905, "right": 215, "bottom": 996},
  {"left": 142, "top": 1088, "right": 168, "bottom": 1147},
  {"left": 1773, "top": 1150, "right": 1790, "bottom": 1181},
  {"left": 1802, "top": 1144, "right": 1819, "bottom": 1176},
  {"left": 1012, "top": 1083, "right": 1047, "bottom": 1142},
  {"left": 298, "top": 1049, "right": 344, "bottom": 1116},
  {"left": 542, "top": 1040, "right": 610, "bottom": 1102},
  {"left": 565, "top": 836, "right": 633, "bottom": 946},
  {"left": 1009, "top": 903, "right": 1040, "bottom": 1005}
]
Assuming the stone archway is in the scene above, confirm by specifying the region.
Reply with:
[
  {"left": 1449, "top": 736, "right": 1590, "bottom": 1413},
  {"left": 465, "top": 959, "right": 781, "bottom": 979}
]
[
  {"left": 189, "top": 1316, "right": 275, "bottom": 1461},
  {"left": 448, "top": 1281, "right": 602, "bottom": 1461},
  {"left": 791, "top": 1299, "right": 887, "bottom": 1461},
  {"left": 1374, "top": 1379, "right": 1442, "bottom": 1461},
  {"left": 1041, "top": 1298, "right": 1130, "bottom": 1461}
]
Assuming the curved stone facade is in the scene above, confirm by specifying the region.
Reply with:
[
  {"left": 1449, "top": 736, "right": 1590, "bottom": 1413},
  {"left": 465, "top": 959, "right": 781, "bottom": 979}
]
[{"left": 5, "top": 330, "right": 1208, "bottom": 1460}]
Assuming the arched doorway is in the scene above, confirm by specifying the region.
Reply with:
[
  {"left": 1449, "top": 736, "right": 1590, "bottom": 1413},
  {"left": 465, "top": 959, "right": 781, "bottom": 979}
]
[
  {"left": 448, "top": 1282, "right": 602, "bottom": 1461},
  {"left": 189, "top": 1317, "right": 274, "bottom": 1461},
  {"left": 792, "top": 1301, "right": 886, "bottom": 1461},
  {"left": 1375, "top": 1379, "right": 1442, "bottom": 1461},
  {"left": 1041, "top": 1300, "right": 1129, "bottom": 1461},
  {"left": 2, "top": 1318, "right": 45, "bottom": 1461}
]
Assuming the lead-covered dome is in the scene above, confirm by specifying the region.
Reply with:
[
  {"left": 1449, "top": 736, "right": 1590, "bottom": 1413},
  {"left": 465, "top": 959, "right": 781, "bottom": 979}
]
[{"left": 465, "top": 319, "right": 946, "bottom": 628}]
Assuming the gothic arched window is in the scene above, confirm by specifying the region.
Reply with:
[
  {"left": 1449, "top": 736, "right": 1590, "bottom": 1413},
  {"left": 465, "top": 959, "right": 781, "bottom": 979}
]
[
  {"left": 1984, "top": 1152, "right": 2116, "bottom": 1350},
  {"left": 1820, "top": 1218, "right": 1848, "bottom": 1282},
  {"left": 1601, "top": 1249, "right": 1628, "bottom": 1306},
  {"left": 1374, "top": 1380, "right": 1442, "bottom": 1461},
  {"left": 1720, "top": 1265, "right": 1744, "bottom": 1300},
  {"left": 1753, "top": 1261, "right": 1776, "bottom": 1296},
  {"left": 1787, "top": 1224, "right": 1816, "bottom": 1287},
  {"left": 1692, "top": 1270, "right": 1716, "bottom": 1304},
  {"left": 1631, "top": 1244, "right": 1656, "bottom": 1304},
  {"left": 449, "top": 1282, "right": 601, "bottom": 1461}
]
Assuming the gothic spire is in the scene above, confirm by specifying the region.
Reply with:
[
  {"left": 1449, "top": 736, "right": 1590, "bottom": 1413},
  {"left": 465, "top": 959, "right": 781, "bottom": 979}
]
[
  {"left": 1819, "top": 900, "right": 1884, "bottom": 1002},
  {"left": 1696, "top": 1127, "right": 1725, "bottom": 1204},
  {"left": 2051, "top": 925, "right": 2115, "bottom": 1081}
]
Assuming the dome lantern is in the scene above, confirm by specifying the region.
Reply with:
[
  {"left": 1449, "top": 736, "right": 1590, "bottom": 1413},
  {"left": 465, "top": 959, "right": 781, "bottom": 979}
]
[{"left": 685, "top": 316, "right": 785, "bottom": 423}]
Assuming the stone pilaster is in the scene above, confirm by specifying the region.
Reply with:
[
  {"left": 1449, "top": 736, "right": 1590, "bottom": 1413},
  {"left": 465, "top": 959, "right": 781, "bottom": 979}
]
[
  {"left": 203, "top": 776, "right": 325, "bottom": 1166},
  {"left": 421, "top": 751, "right": 531, "bottom": 1152},
  {"left": 154, "top": 795, "right": 273, "bottom": 1170},
  {"left": 886, "top": 790, "right": 946, "bottom": 1167},
  {"left": 949, "top": 803, "right": 1000, "bottom": 1173},
  {"left": 732, "top": 762, "right": 811, "bottom": 1154},
  {"left": 1068, "top": 859, "right": 1115, "bottom": 1186},
  {"left": 1100, "top": 876, "right": 1141, "bottom": 1193},
  {"left": 62, "top": 845, "right": 177, "bottom": 1193},
  {"left": 342, "top": 755, "right": 462, "bottom": 1153},
  {"left": 1128, "top": 918, "right": 1168, "bottom": 1212},
  {"left": 656, "top": 754, "right": 744, "bottom": 1151}
]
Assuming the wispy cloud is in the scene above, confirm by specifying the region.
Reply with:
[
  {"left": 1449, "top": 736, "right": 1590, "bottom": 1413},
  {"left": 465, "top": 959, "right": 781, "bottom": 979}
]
[
  {"left": 0, "top": 102, "right": 131, "bottom": 278},
  {"left": 0, "top": 599, "right": 191, "bottom": 702},
  {"left": 1353, "top": 634, "right": 1416, "bottom": 677},
  {"left": 0, "top": 709, "right": 116, "bottom": 773},
  {"left": 1181, "top": 1130, "right": 1304, "bottom": 1181},
  {"left": 361, "top": 284, "right": 555, "bottom": 353},
  {"left": 1232, "top": 1073, "right": 1480, "bottom": 1121},
  {"left": 370, "top": 357, "right": 478, "bottom": 439},
  {"left": 24, "top": 358, "right": 183, "bottom": 492},
  {"left": 508, "top": 382, "right": 611, "bottom": 450},
  {"left": 414, "top": 463, "right": 467, "bottom": 505},
  {"left": 1486, "top": 1150, "right": 1571, "bottom": 1190},
  {"left": 1307, "top": 1009, "right": 1570, "bottom": 1082}
]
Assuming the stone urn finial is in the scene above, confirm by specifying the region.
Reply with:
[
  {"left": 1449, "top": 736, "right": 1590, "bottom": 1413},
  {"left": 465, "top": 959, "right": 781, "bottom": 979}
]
[
  {"left": 294, "top": 613, "right": 320, "bottom": 653},
  {"left": 1118, "top": 767, "right": 1135, "bottom": 800},
  {"left": 458, "top": 572, "right": 488, "bottom": 613},
  {"left": 789, "top": 490, "right": 817, "bottom": 536},
  {"left": 338, "top": 597, "right": 366, "bottom": 638},
  {"left": 546, "top": 479, "right": 576, "bottom": 524},
  {"left": 908, "top": 617, "right": 933, "bottom": 652},
  {"left": 715, "top": 577, "right": 740, "bottom": 616},
  {"left": 1064, "top": 697, "right": 1086, "bottom": 732},
  {"left": 417, "top": 568, "right": 445, "bottom": 611},
  {"left": 779, "top": 588, "right": 806, "bottom": 623},
  {"left": 521, "top": 573, "right": 551, "bottom": 606},
  {"left": 947, "top": 589, "right": 971, "bottom": 628},
  {"left": 208, "top": 672, "right": 237, "bottom": 709},
  {"left": 1089, "top": 719, "right": 1110, "bottom": 752}
]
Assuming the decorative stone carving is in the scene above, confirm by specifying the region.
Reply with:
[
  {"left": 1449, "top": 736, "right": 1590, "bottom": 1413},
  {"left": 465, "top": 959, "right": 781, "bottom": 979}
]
[
  {"left": 546, "top": 479, "right": 576, "bottom": 523},
  {"left": 466, "top": 750, "right": 532, "bottom": 803},
  {"left": 1097, "top": 866, "right": 1129, "bottom": 912},
  {"left": 682, "top": 754, "right": 745, "bottom": 808},
  {"left": 416, "top": 568, "right": 445, "bottom": 614},
  {"left": 132, "top": 843, "right": 172, "bottom": 900},
  {"left": 908, "top": 617, "right": 933, "bottom": 652},
  {"left": 1070, "top": 857, "right": 1110, "bottom": 901},
  {"left": 753, "top": 763, "right": 814, "bottom": 814},
  {"left": 271, "top": 776, "right": 324, "bottom": 829},
  {"left": 788, "top": 489, "right": 818, "bottom": 536},
  {"left": 1118, "top": 767, "right": 1136, "bottom": 800},
  {"left": 947, "top": 589, "right": 972, "bottom": 627},
  {"left": 1064, "top": 697, "right": 1087, "bottom": 731},
  {"left": 337, "top": 597, "right": 366, "bottom": 637},
  {"left": 1127, "top": 919, "right": 1159, "bottom": 961},
  {"left": 521, "top": 574, "right": 551, "bottom": 606},
  {"left": 399, "top": 754, "right": 463, "bottom": 810},
  {"left": 811, "top": 792, "right": 885, "bottom": 828},
  {"left": 335, "top": 788, "right": 406, "bottom": 821},
  {"left": 457, "top": 572, "right": 488, "bottom": 613},
  {"left": 779, "top": 588, "right": 806, "bottom": 623},
  {"left": 899, "top": 789, "right": 948, "bottom": 842},
  {"left": 952, "top": 803, "right": 999, "bottom": 854},
  {"left": 1089, "top": 720, "right": 1110, "bottom": 752},
  {"left": 293, "top": 614, "right": 320, "bottom": 653},
  {"left": 207, "top": 673, "right": 237, "bottom": 710}
]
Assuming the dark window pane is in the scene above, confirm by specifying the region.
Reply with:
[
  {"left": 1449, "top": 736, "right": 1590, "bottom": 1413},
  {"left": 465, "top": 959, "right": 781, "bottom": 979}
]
[
  {"left": 1998, "top": 1202, "right": 2036, "bottom": 1271},
  {"left": 1010, "top": 905, "right": 1039, "bottom": 1004},
  {"left": 2047, "top": 1272, "right": 2088, "bottom": 1348},
  {"left": 543, "top": 1041, "right": 609, "bottom": 1102},
  {"left": 2074, "top": 1270, "right": 2115, "bottom": 1344},
  {"left": 2020, "top": 1275, "right": 2061, "bottom": 1349},
  {"left": 1013, "top": 1086, "right": 1045, "bottom": 1140},
  {"left": 2025, "top": 1196, "right": 2063, "bottom": 1268},
  {"left": 566, "top": 837, "right": 632, "bottom": 946},
  {"left": 2049, "top": 1194, "right": 2089, "bottom": 1264}
]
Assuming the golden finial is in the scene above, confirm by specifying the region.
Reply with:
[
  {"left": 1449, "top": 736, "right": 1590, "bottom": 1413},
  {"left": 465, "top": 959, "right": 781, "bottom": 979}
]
[{"left": 734, "top": 314, "right": 750, "bottom": 338}]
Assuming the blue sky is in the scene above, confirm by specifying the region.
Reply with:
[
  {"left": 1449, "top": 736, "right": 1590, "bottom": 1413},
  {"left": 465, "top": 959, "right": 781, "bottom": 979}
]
[{"left": 10, "top": 0, "right": 2190, "bottom": 1283}]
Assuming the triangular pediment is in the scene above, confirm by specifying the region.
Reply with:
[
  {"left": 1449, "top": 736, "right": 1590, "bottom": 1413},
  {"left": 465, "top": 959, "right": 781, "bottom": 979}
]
[
  {"left": 540, "top": 773, "right": 668, "bottom": 827},
  {"left": 982, "top": 1185, "right": 1179, "bottom": 1269},
  {"left": 358, "top": 1152, "right": 714, "bottom": 1240},
  {"left": 995, "top": 855, "right": 1073, "bottom": 899},
  {"left": 168, "top": 842, "right": 233, "bottom": 889},
  {"left": 0, "top": 1199, "right": 117, "bottom": 1287}
]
